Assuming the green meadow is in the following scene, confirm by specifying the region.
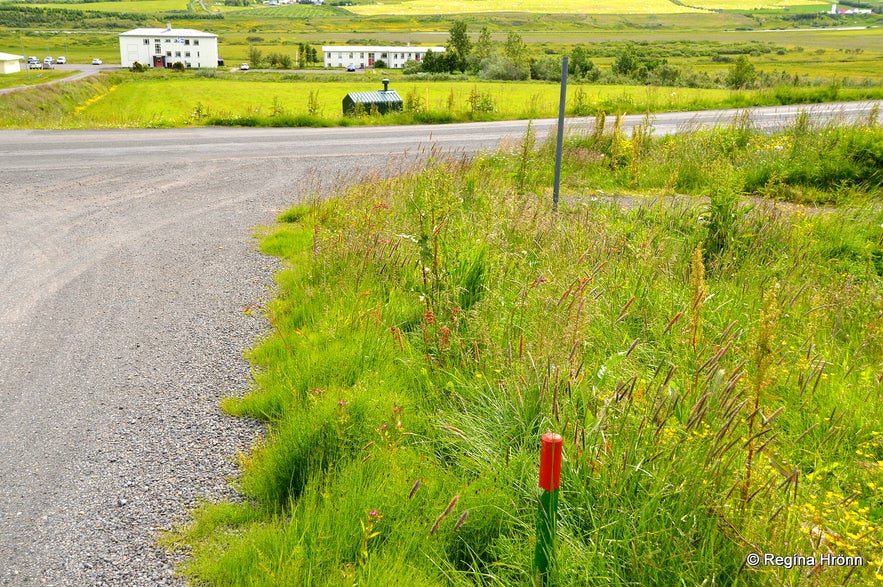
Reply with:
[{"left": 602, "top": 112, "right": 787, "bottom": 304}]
[
  {"left": 165, "top": 113, "right": 883, "bottom": 585},
  {"left": 3, "top": 70, "right": 881, "bottom": 128}
]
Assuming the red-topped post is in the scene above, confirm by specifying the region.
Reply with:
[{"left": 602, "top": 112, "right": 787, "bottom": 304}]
[{"left": 534, "top": 433, "right": 562, "bottom": 585}]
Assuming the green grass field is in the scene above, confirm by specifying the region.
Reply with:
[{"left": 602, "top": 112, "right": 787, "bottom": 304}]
[
  {"left": 66, "top": 76, "right": 739, "bottom": 127},
  {"left": 27, "top": 0, "right": 189, "bottom": 10},
  {"left": 347, "top": 0, "right": 702, "bottom": 16},
  {"left": 2, "top": 70, "right": 880, "bottom": 129}
]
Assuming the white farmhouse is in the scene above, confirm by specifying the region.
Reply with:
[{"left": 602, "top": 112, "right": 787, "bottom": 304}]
[
  {"left": 323, "top": 45, "right": 445, "bottom": 70},
  {"left": 119, "top": 25, "right": 219, "bottom": 69},
  {"left": 0, "top": 52, "right": 23, "bottom": 74}
]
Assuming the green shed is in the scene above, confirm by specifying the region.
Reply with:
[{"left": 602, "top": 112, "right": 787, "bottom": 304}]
[{"left": 343, "top": 79, "right": 403, "bottom": 116}]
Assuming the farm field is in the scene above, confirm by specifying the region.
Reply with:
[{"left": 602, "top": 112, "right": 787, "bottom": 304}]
[
  {"left": 346, "top": 0, "right": 704, "bottom": 16},
  {"left": 8, "top": 71, "right": 881, "bottom": 129},
  {"left": 66, "top": 78, "right": 739, "bottom": 127}
]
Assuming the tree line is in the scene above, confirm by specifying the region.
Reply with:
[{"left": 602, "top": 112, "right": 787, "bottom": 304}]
[{"left": 406, "top": 20, "right": 834, "bottom": 90}]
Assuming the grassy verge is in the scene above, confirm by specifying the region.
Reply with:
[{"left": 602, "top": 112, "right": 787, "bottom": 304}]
[
  {"left": 0, "top": 68, "right": 71, "bottom": 90},
  {"left": 165, "top": 116, "right": 883, "bottom": 585}
]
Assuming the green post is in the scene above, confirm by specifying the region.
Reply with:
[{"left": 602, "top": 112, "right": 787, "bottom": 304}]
[{"left": 534, "top": 432, "right": 562, "bottom": 586}]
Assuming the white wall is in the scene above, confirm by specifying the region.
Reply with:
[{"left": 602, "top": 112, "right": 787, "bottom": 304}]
[
  {"left": 0, "top": 59, "right": 21, "bottom": 74},
  {"left": 119, "top": 35, "right": 219, "bottom": 68},
  {"left": 322, "top": 46, "right": 445, "bottom": 69}
]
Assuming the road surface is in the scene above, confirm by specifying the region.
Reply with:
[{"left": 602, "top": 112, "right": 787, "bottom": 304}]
[{"left": 0, "top": 101, "right": 880, "bottom": 585}]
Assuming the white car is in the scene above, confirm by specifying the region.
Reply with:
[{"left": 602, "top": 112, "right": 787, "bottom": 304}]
[
  {"left": 56, "top": 56, "right": 66, "bottom": 64},
  {"left": 43, "top": 56, "right": 54, "bottom": 67},
  {"left": 240, "top": 63, "right": 250, "bottom": 70},
  {"left": 91, "top": 58, "right": 102, "bottom": 65}
]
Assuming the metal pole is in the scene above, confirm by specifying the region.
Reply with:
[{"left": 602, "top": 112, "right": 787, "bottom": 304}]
[
  {"left": 552, "top": 56, "right": 568, "bottom": 211},
  {"left": 20, "top": 36, "right": 29, "bottom": 80},
  {"left": 534, "top": 432, "right": 562, "bottom": 586}
]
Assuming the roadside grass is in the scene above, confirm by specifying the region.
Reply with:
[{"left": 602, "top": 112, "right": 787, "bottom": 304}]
[
  {"left": 4, "top": 69, "right": 881, "bottom": 129},
  {"left": 166, "top": 115, "right": 883, "bottom": 585},
  {"left": 0, "top": 72, "right": 113, "bottom": 127},
  {"left": 0, "top": 68, "right": 71, "bottom": 89}
]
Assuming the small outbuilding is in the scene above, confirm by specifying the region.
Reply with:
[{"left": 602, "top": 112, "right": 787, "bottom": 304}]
[
  {"left": 0, "top": 52, "right": 23, "bottom": 74},
  {"left": 343, "top": 79, "right": 402, "bottom": 116}
]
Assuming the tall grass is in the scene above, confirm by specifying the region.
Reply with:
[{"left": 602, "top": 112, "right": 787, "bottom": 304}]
[{"left": 167, "top": 119, "right": 883, "bottom": 585}]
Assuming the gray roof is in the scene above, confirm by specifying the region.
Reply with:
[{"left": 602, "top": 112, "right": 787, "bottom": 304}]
[
  {"left": 119, "top": 28, "right": 217, "bottom": 38},
  {"left": 345, "top": 90, "right": 402, "bottom": 104}
]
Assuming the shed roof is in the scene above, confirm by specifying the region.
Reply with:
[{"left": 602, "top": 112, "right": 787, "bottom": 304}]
[
  {"left": 119, "top": 28, "right": 217, "bottom": 38},
  {"left": 0, "top": 52, "right": 24, "bottom": 61},
  {"left": 345, "top": 90, "right": 403, "bottom": 104}
]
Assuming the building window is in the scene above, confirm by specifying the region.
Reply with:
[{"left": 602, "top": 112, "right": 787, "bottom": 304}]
[
  {"left": 184, "top": 40, "right": 190, "bottom": 45},
  {"left": 166, "top": 51, "right": 172, "bottom": 57},
  {"left": 360, "top": 52, "right": 364, "bottom": 58},
  {"left": 185, "top": 52, "right": 191, "bottom": 57},
  {"left": 194, "top": 40, "right": 199, "bottom": 46},
  {"left": 165, "top": 39, "right": 170, "bottom": 43},
  {"left": 143, "top": 39, "right": 149, "bottom": 45},
  {"left": 349, "top": 52, "right": 353, "bottom": 59},
  {"left": 175, "top": 51, "right": 181, "bottom": 57},
  {"left": 154, "top": 39, "right": 160, "bottom": 43}
]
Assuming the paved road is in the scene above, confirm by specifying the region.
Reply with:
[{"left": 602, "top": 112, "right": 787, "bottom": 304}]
[{"left": 0, "top": 101, "right": 880, "bottom": 586}]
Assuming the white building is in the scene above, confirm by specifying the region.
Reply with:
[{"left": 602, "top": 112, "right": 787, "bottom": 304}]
[
  {"left": 323, "top": 45, "right": 445, "bottom": 70},
  {"left": 119, "top": 26, "right": 219, "bottom": 69},
  {"left": 0, "top": 52, "right": 23, "bottom": 74}
]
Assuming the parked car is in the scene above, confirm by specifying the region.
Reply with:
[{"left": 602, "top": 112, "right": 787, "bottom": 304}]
[
  {"left": 27, "top": 56, "right": 38, "bottom": 65},
  {"left": 43, "top": 56, "right": 54, "bottom": 68},
  {"left": 56, "top": 56, "right": 66, "bottom": 64},
  {"left": 240, "top": 63, "right": 249, "bottom": 70},
  {"left": 91, "top": 58, "right": 102, "bottom": 65},
  {"left": 29, "top": 62, "right": 42, "bottom": 69},
  {"left": 346, "top": 63, "right": 356, "bottom": 72}
]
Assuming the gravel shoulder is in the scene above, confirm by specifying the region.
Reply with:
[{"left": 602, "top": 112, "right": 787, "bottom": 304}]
[{"left": 0, "top": 140, "right": 387, "bottom": 585}]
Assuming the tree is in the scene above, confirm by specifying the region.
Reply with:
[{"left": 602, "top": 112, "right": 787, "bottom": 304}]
[
  {"left": 727, "top": 55, "right": 757, "bottom": 89},
  {"left": 421, "top": 50, "right": 451, "bottom": 74},
  {"left": 569, "top": 45, "right": 599, "bottom": 81},
  {"left": 468, "top": 26, "right": 493, "bottom": 74},
  {"left": 612, "top": 46, "right": 637, "bottom": 76},
  {"left": 504, "top": 32, "right": 528, "bottom": 66},
  {"left": 446, "top": 20, "right": 472, "bottom": 73},
  {"left": 247, "top": 46, "right": 263, "bottom": 68},
  {"left": 531, "top": 55, "right": 563, "bottom": 81}
]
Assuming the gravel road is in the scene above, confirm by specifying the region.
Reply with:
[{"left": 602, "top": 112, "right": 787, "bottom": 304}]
[
  {"left": 0, "top": 102, "right": 879, "bottom": 586},
  {"left": 0, "top": 130, "right": 409, "bottom": 586}
]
